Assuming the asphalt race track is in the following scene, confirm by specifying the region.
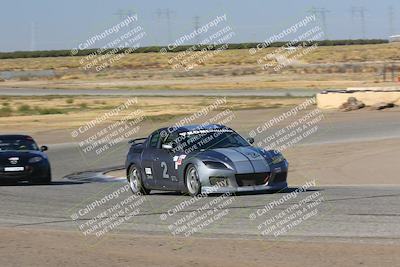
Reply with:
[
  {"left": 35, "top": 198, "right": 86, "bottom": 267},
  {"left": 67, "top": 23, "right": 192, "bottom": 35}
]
[
  {"left": 1, "top": 182, "right": 399, "bottom": 244},
  {"left": 1, "top": 109, "right": 400, "bottom": 244}
]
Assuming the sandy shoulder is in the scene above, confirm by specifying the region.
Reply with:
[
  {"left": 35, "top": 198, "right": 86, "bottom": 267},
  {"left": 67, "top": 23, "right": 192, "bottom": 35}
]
[
  {"left": 1, "top": 227, "right": 399, "bottom": 267},
  {"left": 286, "top": 138, "right": 400, "bottom": 186}
]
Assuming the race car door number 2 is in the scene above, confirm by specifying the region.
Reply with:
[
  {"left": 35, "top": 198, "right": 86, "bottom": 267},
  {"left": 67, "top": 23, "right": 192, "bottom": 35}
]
[{"left": 161, "top": 162, "right": 170, "bottom": 179}]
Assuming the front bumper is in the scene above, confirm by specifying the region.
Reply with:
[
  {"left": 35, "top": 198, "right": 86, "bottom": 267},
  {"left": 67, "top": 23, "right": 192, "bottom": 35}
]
[
  {"left": 0, "top": 162, "right": 50, "bottom": 181},
  {"left": 202, "top": 181, "right": 288, "bottom": 194},
  {"left": 199, "top": 160, "right": 289, "bottom": 194}
]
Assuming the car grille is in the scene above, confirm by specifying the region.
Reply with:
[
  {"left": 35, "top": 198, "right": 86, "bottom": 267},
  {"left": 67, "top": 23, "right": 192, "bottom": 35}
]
[
  {"left": 235, "top": 172, "right": 270, "bottom": 186},
  {"left": 0, "top": 169, "right": 29, "bottom": 179},
  {"left": 0, "top": 166, "right": 34, "bottom": 179}
]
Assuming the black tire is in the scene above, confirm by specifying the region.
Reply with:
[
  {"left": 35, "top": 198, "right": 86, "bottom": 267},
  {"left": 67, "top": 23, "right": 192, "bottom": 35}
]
[
  {"left": 128, "top": 165, "right": 151, "bottom": 195},
  {"left": 32, "top": 170, "right": 52, "bottom": 185},
  {"left": 32, "top": 176, "right": 51, "bottom": 185},
  {"left": 185, "top": 164, "right": 201, "bottom": 196}
]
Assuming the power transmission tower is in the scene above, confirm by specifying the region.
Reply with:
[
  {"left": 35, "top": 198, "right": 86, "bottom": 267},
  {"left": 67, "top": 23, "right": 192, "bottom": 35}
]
[
  {"left": 351, "top": 6, "right": 367, "bottom": 38},
  {"left": 309, "top": 7, "right": 330, "bottom": 37},
  {"left": 155, "top": 9, "right": 162, "bottom": 44},
  {"left": 114, "top": 9, "right": 135, "bottom": 19},
  {"left": 162, "top": 9, "right": 175, "bottom": 43},
  {"left": 154, "top": 8, "right": 175, "bottom": 44},
  {"left": 193, "top": 16, "right": 200, "bottom": 45},
  {"left": 30, "top": 22, "right": 36, "bottom": 51},
  {"left": 156, "top": 8, "right": 162, "bottom": 23},
  {"left": 389, "top": 6, "right": 395, "bottom": 36}
]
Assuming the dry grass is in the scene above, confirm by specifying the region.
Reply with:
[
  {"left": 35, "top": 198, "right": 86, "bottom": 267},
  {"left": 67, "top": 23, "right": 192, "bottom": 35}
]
[
  {"left": 0, "top": 43, "right": 399, "bottom": 90},
  {"left": 1, "top": 44, "right": 400, "bottom": 72},
  {"left": 0, "top": 96, "right": 305, "bottom": 133}
]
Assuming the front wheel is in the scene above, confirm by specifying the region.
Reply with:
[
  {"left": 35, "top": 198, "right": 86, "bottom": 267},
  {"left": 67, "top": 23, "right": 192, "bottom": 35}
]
[
  {"left": 185, "top": 164, "right": 201, "bottom": 196},
  {"left": 128, "top": 165, "right": 150, "bottom": 195},
  {"left": 31, "top": 170, "right": 51, "bottom": 185}
]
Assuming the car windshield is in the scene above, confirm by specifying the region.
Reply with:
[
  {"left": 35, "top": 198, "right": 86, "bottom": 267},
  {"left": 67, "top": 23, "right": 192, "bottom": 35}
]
[
  {"left": 0, "top": 139, "right": 39, "bottom": 151},
  {"left": 179, "top": 130, "right": 250, "bottom": 151}
]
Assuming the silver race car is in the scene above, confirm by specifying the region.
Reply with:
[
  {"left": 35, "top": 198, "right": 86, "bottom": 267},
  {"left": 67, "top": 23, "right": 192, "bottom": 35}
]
[{"left": 125, "top": 124, "right": 288, "bottom": 196}]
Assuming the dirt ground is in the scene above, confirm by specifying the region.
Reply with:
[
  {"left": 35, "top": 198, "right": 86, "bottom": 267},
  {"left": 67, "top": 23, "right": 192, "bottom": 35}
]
[
  {"left": 286, "top": 138, "right": 400, "bottom": 186},
  {"left": 1, "top": 228, "right": 399, "bottom": 267},
  {"left": 1, "top": 72, "right": 395, "bottom": 90}
]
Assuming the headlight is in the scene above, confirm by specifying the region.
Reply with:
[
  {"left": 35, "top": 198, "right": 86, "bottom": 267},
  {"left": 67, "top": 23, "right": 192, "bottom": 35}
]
[
  {"left": 271, "top": 155, "right": 285, "bottom": 164},
  {"left": 29, "top": 156, "right": 43, "bottom": 163},
  {"left": 203, "top": 161, "right": 227, "bottom": 169}
]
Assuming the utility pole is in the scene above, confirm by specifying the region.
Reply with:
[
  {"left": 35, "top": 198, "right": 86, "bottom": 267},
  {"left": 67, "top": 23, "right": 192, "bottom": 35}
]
[
  {"left": 157, "top": 9, "right": 175, "bottom": 44},
  {"left": 351, "top": 6, "right": 367, "bottom": 39},
  {"left": 165, "top": 9, "right": 174, "bottom": 44},
  {"left": 193, "top": 16, "right": 200, "bottom": 45},
  {"left": 30, "top": 22, "right": 36, "bottom": 51},
  {"left": 389, "top": 6, "right": 395, "bottom": 36},
  {"left": 114, "top": 9, "right": 125, "bottom": 19},
  {"left": 155, "top": 9, "right": 162, "bottom": 45},
  {"left": 156, "top": 8, "right": 162, "bottom": 23},
  {"left": 309, "top": 7, "right": 330, "bottom": 37},
  {"left": 114, "top": 9, "right": 135, "bottom": 19}
]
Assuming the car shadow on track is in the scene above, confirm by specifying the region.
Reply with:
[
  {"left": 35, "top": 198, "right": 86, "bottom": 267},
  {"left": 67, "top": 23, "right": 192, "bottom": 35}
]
[
  {"left": 150, "top": 187, "right": 322, "bottom": 197},
  {"left": 0, "top": 181, "right": 86, "bottom": 186},
  {"left": 229, "top": 187, "right": 322, "bottom": 196}
]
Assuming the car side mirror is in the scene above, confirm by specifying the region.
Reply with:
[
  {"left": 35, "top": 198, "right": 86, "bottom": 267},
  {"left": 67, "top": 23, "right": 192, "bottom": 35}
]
[
  {"left": 247, "top": 138, "right": 255, "bottom": 144},
  {"left": 40, "top": 145, "right": 48, "bottom": 152},
  {"left": 162, "top": 144, "right": 173, "bottom": 150}
]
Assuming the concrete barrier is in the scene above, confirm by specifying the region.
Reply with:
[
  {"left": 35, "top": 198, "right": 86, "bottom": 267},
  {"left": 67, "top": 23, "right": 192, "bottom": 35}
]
[{"left": 317, "top": 87, "right": 400, "bottom": 109}]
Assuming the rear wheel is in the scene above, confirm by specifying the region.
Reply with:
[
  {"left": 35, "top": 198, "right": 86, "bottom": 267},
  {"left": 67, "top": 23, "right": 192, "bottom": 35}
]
[
  {"left": 185, "top": 164, "right": 201, "bottom": 196},
  {"left": 128, "top": 165, "right": 150, "bottom": 195}
]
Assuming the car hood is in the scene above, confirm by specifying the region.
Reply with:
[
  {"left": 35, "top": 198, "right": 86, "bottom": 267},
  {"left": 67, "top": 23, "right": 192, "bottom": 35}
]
[
  {"left": 197, "top": 146, "right": 270, "bottom": 173},
  {"left": 0, "top": 151, "right": 46, "bottom": 165}
]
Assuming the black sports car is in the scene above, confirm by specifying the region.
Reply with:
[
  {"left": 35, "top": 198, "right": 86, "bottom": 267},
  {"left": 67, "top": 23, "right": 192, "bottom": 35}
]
[
  {"left": 125, "top": 124, "right": 288, "bottom": 196},
  {"left": 0, "top": 135, "right": 51, "bottom": 184}
]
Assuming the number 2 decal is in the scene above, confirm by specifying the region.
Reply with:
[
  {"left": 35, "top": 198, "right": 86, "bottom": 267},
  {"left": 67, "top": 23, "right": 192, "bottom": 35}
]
[{"left": 161, "top": 162, "right": 170, "bottom": 179}]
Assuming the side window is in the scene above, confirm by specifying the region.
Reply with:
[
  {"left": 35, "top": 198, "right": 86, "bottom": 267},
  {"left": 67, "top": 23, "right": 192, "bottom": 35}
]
[
  {"left": 162, "top": 132, "right": 178, "bottom": 146},
  {"left": 149, "top": 131, "right": 160, "bottom": 148}
]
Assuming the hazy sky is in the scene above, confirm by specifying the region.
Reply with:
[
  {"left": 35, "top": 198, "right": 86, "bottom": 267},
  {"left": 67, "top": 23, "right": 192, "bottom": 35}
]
[{"left": 0, "top": 0, "right": 399, "bottom": 52}]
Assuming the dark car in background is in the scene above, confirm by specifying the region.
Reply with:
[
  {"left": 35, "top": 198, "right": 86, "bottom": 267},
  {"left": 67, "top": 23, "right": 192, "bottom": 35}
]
[{"left": 0, "top": 135, "right": 51, "bottom": 184}]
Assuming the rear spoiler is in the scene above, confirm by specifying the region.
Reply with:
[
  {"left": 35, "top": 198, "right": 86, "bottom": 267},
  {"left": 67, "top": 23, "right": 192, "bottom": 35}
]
[{"left": 128, "top": 138, "right": 147, "bottom": 144}]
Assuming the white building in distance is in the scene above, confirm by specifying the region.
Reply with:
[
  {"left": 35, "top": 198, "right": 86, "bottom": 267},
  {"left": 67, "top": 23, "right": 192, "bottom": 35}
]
[{"left": 389, "top": 35, "right": 400, "bottom": 42}]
